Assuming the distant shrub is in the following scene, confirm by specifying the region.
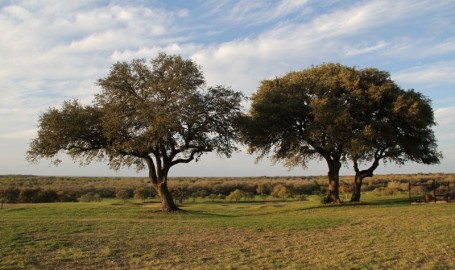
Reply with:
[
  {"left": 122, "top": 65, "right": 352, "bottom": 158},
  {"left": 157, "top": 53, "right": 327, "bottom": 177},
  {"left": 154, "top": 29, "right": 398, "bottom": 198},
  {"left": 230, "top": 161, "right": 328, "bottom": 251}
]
[
  {"left": 116, "top": 189, "right": 130, "bottom": 203},
  {"left": 243, "top": 192, "right": 255, "bottom": 201},
  {"left": 272, "top": 185, "right": 291, "bottom": 201},
  {"left": 79, "top": 192, "right": 102, "bottom": 202},
  {"left": 171, "top": 186, "right": 190, "bottom": 203},
  {"left": 134, "top": 187, "right": 150, "bottom": 203},
  {"left": 57, "top": 191, "right": 78, "bottom": 202},
  {"left": 256, "top": 183, "right": 272, "bottom": 200},
  {"left": 18, "top": 188, "right": 59, "bottom": 203},
  {"left": 228, "top": 189, "right": 244, "bottom": 202},
  {"left": 18, "top": 188, "right": 40, "bottom": 203},
  {"left": 0, "top": 187, "right": 20, "bottom": 204}
]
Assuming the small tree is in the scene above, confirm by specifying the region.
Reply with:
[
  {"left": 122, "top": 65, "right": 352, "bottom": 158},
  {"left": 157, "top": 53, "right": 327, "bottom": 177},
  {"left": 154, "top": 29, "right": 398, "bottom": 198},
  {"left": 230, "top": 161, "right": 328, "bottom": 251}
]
[
  {"left": 116, "top": 189, "right": 130, "bottom": 203},
  {"left": 272, "top": 185, "right": 290, "bottom": 201},
  {"left": 256, "top": 183, "right": 272, "bottom": 200},
  {"left": 134, "top": 187, "right": 150, "bottom": 203},
  {"left": 228, "top": 189, "right": 244, "bottom": 202},
  {"left": 0, "top": 188, "right": 20, "bottom": 208},
  {"left": 172, "top": 186, "right": 190, "bottom": 204}
]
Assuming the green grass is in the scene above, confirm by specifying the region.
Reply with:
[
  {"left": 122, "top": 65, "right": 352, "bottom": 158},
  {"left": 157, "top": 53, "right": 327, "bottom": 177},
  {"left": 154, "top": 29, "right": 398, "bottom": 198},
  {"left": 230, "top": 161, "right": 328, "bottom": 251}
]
[{"left": 0, "top": 195, "right": 454, "bottom": 269}]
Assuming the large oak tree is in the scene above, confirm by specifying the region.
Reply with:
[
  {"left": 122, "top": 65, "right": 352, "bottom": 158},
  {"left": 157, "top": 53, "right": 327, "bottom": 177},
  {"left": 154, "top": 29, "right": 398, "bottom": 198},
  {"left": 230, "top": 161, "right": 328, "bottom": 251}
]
[
  {"left": 240, "top": 63, "right": 440, "bottom": 203},
  {"left": 27, "top": 53, "right": 244, "bottom": 211}
]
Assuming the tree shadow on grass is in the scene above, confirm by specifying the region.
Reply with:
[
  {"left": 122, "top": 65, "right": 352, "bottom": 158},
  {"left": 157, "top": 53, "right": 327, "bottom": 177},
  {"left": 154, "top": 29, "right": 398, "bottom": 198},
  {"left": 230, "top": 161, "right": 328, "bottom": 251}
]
[
  {"left": 148, "top": 197, "right": 413, "bottom": 218},
  {"left": 331, "top": 197, "right": 410, "bottom": 208}
]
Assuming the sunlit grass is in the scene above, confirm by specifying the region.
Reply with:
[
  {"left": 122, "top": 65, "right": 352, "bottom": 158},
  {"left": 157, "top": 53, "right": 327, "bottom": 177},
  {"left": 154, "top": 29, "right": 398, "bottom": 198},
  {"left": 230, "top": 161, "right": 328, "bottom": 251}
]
[{"left": 0, "top": 195, "right": 454, "bottom": 269}]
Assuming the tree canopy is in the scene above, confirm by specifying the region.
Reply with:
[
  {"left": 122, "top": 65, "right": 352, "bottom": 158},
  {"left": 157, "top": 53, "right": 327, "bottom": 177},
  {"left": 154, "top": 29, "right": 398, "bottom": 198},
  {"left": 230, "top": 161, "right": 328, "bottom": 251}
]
[
  {"left": 27, "top": 53, "right": 244, "bottom": 211},
  {"left": 240, "top": 63, "right": 441, "bottom": 203},
  {"left": 347, "top": 69, "right": 441, "bottom": 201}
]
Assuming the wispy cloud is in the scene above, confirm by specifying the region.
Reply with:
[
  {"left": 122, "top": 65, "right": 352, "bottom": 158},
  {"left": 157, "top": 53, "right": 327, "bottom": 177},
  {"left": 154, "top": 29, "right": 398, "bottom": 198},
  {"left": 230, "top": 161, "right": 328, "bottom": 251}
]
[
  {"left": 393, "top": 61, "right": 455, "bottom": 87},
  {"left": 1, "top": 0, "right": 454, "bottom": 175}
]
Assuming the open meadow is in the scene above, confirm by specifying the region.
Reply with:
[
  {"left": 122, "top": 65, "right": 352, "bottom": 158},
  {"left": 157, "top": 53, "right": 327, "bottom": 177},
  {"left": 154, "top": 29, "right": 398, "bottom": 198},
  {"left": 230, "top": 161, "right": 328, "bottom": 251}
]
[{"left": 1, "top": 193, "right": 454, "bottom": 270}]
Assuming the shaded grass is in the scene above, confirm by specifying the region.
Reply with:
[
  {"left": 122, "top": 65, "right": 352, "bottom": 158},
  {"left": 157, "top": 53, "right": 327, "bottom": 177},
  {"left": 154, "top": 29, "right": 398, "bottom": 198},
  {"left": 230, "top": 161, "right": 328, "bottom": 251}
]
[{"left": 0, "top": 196, "right": 454, "bottom": 269}]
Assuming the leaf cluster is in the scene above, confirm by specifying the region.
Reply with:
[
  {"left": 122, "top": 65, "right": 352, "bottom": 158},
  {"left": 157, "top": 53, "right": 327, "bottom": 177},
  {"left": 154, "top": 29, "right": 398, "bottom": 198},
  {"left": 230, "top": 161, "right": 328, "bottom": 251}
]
[
  {"left": 27, "top": 53, "right": 244, "bottom": 177},
  {"left": 240, "top": 63, "right": 441, "bottom": 169}
]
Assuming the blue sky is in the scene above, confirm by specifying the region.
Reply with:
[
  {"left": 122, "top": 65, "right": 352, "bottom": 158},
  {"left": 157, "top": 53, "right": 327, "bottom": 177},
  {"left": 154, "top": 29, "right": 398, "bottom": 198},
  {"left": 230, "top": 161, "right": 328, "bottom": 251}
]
[{"left": 0, "top": 0, "right": 454, "bottom": 177}]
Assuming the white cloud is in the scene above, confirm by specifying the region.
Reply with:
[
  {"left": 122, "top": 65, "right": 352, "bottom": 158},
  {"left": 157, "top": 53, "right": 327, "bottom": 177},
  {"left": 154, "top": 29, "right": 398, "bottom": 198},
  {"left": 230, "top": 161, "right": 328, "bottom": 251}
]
[
  {"left": 0, "top": 0, "right": 454, "bottom": 176},
  {"left": 343, "top": 40, "right": 389, "bottom": 56},
  {"left": 393, "top": 62, "right": 455, "bottom": 87},
  {"left": 275, "top": 0, "right": 309, "bottom": 17},
  {"left": 435, "top": 107, "right": 455, "bottom": 127}
]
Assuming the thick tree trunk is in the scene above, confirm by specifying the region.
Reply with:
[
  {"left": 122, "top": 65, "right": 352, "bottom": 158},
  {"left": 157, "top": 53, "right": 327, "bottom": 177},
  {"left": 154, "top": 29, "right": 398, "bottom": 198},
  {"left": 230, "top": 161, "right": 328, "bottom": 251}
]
[
  {"left": 350, "top": 173, "right": 368, "bottom": 202},
  {"left": 155, "top": 182, "right": 180, "bottom": 212},
  {"left": 326, "top": 160, "right": 341, "bottom": 204},
  {"left": 350, "top": 158, "right": 379, "bottom": 202},
  {"left": 146, "top": 158, "right": 180, "bottom": 212}
]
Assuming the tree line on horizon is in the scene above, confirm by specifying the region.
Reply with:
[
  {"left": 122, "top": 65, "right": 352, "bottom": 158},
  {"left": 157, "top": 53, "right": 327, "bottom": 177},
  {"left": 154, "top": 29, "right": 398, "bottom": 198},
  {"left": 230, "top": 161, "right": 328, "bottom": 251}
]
[
  {"left": 25, "top": 53, "right": 441, "bottom": 211},
  {"left": 1, "top": 174, "right": 453, "bottom": 205}
]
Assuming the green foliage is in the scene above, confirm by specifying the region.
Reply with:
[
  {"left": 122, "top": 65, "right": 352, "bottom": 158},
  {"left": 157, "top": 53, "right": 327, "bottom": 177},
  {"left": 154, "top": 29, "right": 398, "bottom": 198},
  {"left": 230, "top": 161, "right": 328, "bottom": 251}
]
[
  {"left": 0, "top": 174, "right": 453, "bottom": 204},
  {"left": 18, "top": 188, "right": 59, "bottom": 203},
  {"left": 256, "top": 182, "right": 272, "bottom": 199},
  {"left": 272, "top": 185, "right": 291, "bottom": 201},
  {"left": 240, "top": 63, "right": 441, "bottom": 203},
  {"left": 171, "top": 186, "right": 190, "bottom": 203},
  {"left": 133, "top": 187, "right": 150, "bottom": 203},
  {"left": 26, "top": 53, "right": 244, "bottom": 211},
  {"left": 115, "top": 189, "right": 130, "bottom": 203},
  {"left": 228, "top": 189, "right": 244, "bottom": 202},
  {"left": 0, "top": 187, "right": 20, "bottom": 204}
]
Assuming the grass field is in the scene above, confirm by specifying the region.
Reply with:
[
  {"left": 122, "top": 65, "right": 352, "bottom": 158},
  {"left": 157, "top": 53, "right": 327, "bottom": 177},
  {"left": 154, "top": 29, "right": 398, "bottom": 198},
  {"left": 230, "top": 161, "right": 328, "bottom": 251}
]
[{"left": 0, "top": 195, "right": 454, "bottom": 270}]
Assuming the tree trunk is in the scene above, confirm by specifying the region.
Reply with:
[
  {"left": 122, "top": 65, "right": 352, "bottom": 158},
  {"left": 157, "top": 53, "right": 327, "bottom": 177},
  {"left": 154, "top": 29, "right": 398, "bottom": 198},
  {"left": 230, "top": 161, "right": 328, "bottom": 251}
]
[
  {"left": 350, "top": 173, "right": 367, "bottom": 202},
  {"left": 326, "top": 159, "right": 341, "bottom": 204},
  {"left": 350, "top": 158, "right": 379, "bottom": 202},
  {"left": 155, "top": 182, "right": 180, "bottom": 212},
  {"left": 146, "top": 158, "right": 180, "bottom": 212}
]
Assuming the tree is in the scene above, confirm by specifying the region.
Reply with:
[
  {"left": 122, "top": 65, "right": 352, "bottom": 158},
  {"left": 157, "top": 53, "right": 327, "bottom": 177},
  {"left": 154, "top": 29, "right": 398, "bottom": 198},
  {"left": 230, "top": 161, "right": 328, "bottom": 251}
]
[
  {"left": 240, "top": 64, "right": 359, "bottom": 203},
  {"left": 228, "top": 189, "right": 244, "bottom": 202},
  {"left": 171, "top": 186, "right": 190, "bottom": 204},
  {"left": 272, "top": 185, "right": 290, "bottom": 201},
  {"left": 347, "top": 69, "right": 441, "bottom": 201},
  {"left": 27, "top": 53, "right": 244, "bottom": 212},
  {"left": 0, "top": 188, "right": 20, "bottom": 208},
  {"left": 116, "top": 189, "right": 130, "bottom": 203},
  {"left": 240, "top": 63, "right": 440, "bottom": 203},
  {"left": 256, "top": 182, "right": 272, "bottom": 200},
  {"left": 134, "top": 187, "right": 150, "bottom": 203}
]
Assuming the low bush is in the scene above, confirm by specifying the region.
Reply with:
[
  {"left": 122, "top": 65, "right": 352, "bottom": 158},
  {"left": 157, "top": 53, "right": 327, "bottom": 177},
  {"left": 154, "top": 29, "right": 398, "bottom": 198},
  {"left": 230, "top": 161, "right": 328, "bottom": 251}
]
[{"left": 79, "top": 192, "right": 102, "bottom": 202}]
